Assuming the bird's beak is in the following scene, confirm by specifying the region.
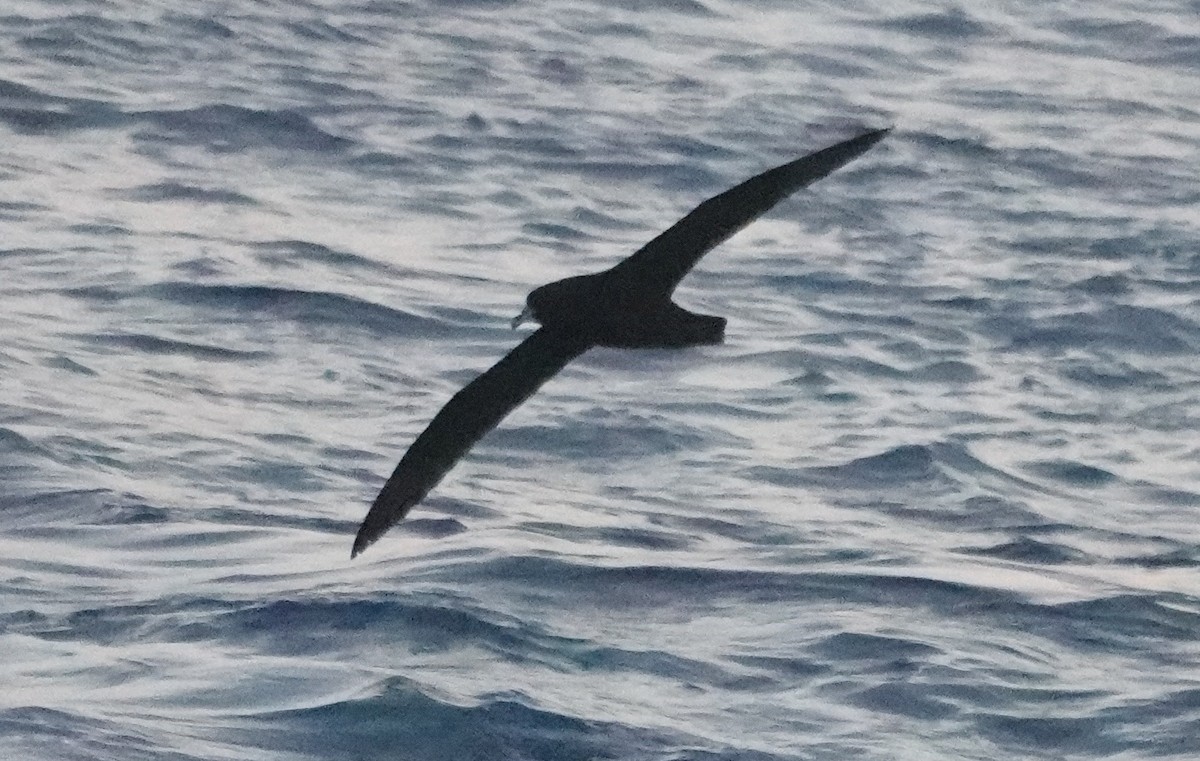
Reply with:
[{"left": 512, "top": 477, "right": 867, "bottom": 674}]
[{"left": 511, "top": 304, "right": 533, "bottom": 329}]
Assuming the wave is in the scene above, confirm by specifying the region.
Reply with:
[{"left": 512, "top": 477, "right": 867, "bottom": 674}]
[
  {"left": 0, "top": 77, "right": 352, "bottom": 157},
  {"left": 135, "top": 103, "right": 353, "bottom": 153},
  {"left": 66, "top": 282, "right": 447, "bottom": 338},
  {"left": 84, "top": 332, "right": 270, "bottom": 362}
]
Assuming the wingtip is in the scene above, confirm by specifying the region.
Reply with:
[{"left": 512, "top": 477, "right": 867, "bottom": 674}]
[
  {"left": 861, "top": 125, "right": 893, "bottom": 143},
  {"left": 350, "top": 524, "right": 376, "bottom": 560},
  {"left": 837, "top": 126, "right": 891, "bottom": 157}
]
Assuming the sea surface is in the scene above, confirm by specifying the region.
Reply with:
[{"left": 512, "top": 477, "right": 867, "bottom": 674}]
[{"left": 2, "top": 1, "right": 1199, "bottom": 759}]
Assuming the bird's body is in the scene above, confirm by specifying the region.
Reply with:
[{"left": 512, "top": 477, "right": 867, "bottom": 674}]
[
  {"left": 517, "top": 272, "right": 727, "bottom": 349},
  {"left": 352, "top": 127, "right": 889, "bottom": 558}
]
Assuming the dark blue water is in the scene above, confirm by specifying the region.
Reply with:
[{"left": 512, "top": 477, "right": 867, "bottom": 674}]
[{"left": 3, "top": 1, "right": 1199, "bottom": 759}]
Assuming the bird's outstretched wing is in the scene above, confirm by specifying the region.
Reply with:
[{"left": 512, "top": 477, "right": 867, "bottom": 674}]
[
  {"left": 609, "top": 127, "right": 890, "bottom": 299},
  {"left": 352, "top": 327, "right": 592, "bottom": 557}
]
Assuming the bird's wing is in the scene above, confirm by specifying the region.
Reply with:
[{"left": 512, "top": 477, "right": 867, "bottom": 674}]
[
  {"left": 609, "top": 127, "right": 889, "bottom": 299},
  {"left": 352, "top": 327, "right": 592, "bottom": 557}
]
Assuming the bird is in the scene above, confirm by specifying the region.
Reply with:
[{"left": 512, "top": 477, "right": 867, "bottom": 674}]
[{"left": 352, "top": 126, "right": 890, "bottom": 558}]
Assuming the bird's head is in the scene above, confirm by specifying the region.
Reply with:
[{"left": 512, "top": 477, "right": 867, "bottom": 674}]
[{"left": 511, "top": 273, "right": 606, "bottom": 330}]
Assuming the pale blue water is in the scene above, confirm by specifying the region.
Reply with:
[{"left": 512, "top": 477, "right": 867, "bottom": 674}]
[{"left": 3, "top": 1, "right": 1199, "bottom": 759}]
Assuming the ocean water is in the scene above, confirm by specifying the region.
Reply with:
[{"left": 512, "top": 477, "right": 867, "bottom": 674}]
[{"left": 2, "top": 0, "right": 1199, "bottom": 759}]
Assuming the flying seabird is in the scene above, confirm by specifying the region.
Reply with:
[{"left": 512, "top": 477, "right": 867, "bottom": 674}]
[{"left": 353, "top": 127, "right": 890, "bottom": 558}]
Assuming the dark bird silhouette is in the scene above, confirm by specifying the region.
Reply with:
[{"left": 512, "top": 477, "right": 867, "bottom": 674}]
[{"left": 353, "top": 127, "right": 890, "bottom": 557}]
